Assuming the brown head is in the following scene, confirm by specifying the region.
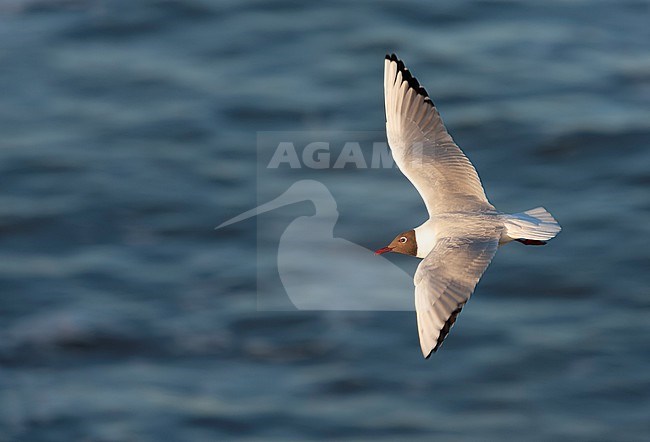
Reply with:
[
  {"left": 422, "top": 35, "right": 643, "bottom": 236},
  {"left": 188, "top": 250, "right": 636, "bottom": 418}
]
[{"left": 375, "top": 229, "right": 417, "bottom": 256}]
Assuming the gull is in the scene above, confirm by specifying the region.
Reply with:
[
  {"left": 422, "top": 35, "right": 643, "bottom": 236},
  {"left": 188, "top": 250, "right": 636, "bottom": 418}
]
[{"left": 375, "top": 54, "right": 561, "bottom": 357}]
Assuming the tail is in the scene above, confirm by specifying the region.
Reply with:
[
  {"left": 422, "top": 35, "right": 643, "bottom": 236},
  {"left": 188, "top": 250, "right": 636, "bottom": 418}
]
[{"left": 503, "top": 207, "right": 561, "bottom": 245}]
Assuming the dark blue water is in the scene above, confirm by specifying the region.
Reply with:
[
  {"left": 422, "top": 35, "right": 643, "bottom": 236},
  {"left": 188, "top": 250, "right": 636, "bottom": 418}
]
[{"left": 1, "top": 0, "right": 649, "bottom": 440}]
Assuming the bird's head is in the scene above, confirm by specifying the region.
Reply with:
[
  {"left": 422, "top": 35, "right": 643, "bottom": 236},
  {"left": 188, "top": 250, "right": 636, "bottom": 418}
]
[{"left": 375, "top": 229, "right": 417, "bottom": 256}]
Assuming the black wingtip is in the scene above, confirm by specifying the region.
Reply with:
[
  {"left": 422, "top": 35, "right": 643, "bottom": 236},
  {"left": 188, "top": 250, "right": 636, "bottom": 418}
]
[
  {"left": 385, "top": 53, "right": 434, "bottom": 106},
  {"left": 515, "top": 239, "right": 548, "bottom": 246},
  {"left": 432, "top": 305, "right": 464, "bottom": 354}
]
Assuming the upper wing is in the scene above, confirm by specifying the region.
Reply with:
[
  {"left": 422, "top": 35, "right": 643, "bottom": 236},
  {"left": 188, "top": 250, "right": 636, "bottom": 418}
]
[
  {"left": 414, "top": 231, "right": 500, "bottom": 357},
  {"left": 384, "top": 54, "right": 494, "bottom": 216}
]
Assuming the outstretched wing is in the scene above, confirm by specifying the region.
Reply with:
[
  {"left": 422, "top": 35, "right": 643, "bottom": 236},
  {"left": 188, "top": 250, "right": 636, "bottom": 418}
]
[
  {"left": 384, "top": 54, "right": 494, "bottom": 216},
  {"left": 414, "top": 232, "right": 500, "bottom": 357}
]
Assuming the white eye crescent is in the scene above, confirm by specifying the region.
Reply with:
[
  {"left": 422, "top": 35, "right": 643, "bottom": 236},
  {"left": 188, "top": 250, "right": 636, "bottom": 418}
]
[{"left": 399, "top": 236, "right": 407, "bottom": 243}]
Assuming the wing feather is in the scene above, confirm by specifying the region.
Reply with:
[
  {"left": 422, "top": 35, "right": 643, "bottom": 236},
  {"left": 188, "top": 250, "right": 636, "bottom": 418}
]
[
  {"left": 414, "top": 232, "right": 500, "bottom": 357},
  {"left": 384, "top": 54, "right": 494, "bottom": 216}
]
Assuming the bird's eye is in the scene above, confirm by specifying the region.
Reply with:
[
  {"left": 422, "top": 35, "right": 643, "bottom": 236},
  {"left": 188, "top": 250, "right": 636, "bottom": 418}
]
[{"left": 399, "top": 236, "right": 407, "bottom": 243}]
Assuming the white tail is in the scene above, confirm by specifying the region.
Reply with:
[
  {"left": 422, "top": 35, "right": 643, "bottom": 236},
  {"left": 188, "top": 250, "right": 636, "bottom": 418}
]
[{"left": 502, "top": 207, "right": 561, "bottom": 243}]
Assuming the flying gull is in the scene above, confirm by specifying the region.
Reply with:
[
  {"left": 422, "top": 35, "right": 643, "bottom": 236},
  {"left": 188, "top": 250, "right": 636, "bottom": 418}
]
[{"left": 375, "top": 54, "right": 561, "bottom": 357}]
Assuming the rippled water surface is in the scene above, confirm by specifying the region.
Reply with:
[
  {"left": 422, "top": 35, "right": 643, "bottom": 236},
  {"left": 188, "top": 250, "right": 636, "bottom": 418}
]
[{"left": 1, "top": 0, "right": 649, "bottom": 440}]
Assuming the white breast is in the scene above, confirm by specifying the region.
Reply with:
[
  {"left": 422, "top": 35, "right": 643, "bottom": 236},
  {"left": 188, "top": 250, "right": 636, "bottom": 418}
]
[{"left": 414, "top": 220, "right": 437, "bottom": 258}]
